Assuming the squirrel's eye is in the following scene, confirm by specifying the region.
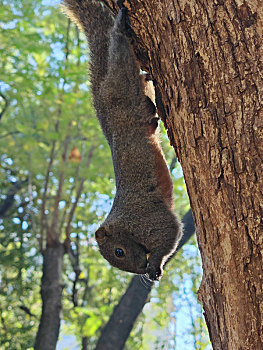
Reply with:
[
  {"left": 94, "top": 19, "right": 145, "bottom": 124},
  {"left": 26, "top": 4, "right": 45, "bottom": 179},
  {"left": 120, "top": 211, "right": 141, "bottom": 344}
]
[{"left": 115, "top": 248, "right": 125, "bottom": 258}]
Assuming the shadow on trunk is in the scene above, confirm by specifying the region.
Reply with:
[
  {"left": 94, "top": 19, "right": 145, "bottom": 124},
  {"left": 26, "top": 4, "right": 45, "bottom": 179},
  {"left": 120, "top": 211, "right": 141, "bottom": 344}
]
[{"left": 34, "top": 242, "right": 65, "bottom": 350}]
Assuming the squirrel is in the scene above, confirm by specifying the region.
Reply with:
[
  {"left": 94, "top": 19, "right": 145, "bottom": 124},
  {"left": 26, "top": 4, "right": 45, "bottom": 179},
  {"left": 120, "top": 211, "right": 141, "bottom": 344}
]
[{"left": 61, "top": 0, "right": 182, "bottom": 281}]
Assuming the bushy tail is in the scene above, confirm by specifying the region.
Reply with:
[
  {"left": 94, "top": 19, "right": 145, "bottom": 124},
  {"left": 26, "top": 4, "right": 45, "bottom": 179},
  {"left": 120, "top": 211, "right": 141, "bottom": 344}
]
[{"left": 61, "top": 0, "right": 113, "bottom": 106}]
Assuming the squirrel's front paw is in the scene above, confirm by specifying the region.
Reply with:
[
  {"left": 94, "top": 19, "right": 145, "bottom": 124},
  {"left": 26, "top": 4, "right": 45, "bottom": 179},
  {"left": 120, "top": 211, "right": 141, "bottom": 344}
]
[{"left": 146, "top": 265, "right": 163, "bottom": 281}]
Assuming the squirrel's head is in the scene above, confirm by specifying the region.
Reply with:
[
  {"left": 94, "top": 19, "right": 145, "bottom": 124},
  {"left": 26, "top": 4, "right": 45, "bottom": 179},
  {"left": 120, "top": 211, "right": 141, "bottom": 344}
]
[{"left": 95, "top": 226, "right": 148, "bottom": 274}]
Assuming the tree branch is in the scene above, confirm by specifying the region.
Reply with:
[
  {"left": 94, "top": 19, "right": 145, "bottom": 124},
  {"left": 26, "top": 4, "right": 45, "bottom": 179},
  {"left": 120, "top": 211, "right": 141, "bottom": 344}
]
[
  {"left": 0, "top": 179, "right": 28, "bottom": 218},
  {"left": 50, "top": 132, "right": 71, "bottom": 242},
  {"left": 48, "top": 18, "right": 73, "bottom": 243},
  {"left": 40, "top": 140, "right": 56, "bottom": 251},
  {"left": 64, "top": 145, "right": 96, "bottom": 245},
  {"left": 19, "top": 305, "right": 36, "bottom": 318},
  {"left": 0, "top": 92, "right": 9, "bottom": 120},
  {"left": 63, "top": 146, "right": 96, "bottom": 306}
]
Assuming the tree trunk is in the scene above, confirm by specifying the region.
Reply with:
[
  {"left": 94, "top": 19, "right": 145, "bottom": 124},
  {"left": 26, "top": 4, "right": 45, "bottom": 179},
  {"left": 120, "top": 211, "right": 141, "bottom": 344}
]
[
  {"left": 103, "top": 1, "right": 263, "bottom": 349},
  {"left": 34, "top": 242, "right": 65, "bottom": 350},
  {"left": 82, "top": 336, "right": 88, "bottom": 350},
  {"left": 95, "top": 209, "right": 195, "bottom": 350}
]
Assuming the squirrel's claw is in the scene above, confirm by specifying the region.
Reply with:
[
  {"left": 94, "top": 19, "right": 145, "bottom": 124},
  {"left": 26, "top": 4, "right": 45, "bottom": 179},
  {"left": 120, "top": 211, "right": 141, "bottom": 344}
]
[{"left": 146, "top": 265, "right": 163, "bottom": 281}]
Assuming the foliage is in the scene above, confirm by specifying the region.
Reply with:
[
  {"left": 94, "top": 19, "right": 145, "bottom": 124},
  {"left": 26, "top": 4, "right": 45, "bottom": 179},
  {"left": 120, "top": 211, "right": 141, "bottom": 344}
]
[{"left": 0, "top": 1, "right": 211, "bottom": 349}]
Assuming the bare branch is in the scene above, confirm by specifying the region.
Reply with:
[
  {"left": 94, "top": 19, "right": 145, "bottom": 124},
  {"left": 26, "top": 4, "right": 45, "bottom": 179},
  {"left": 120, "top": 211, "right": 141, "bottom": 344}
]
[
  {"left": 40, "top": 140, "right": 56, "bottom": 251},
  {"left": 19, "top": 305, "right": 36, "bottom": 318},
  {"left": 64, "top": 145, "right": 96, "bottom": 244},
  {"left": 58, "top": 144, "right": 83, "bottom": 234},
  {"left": 48, "top": 17, "right": 74, "bottom": 243},
  {"left": 0, "top": 179, "right": 28, "bottom": 218},
  {"left": 0, "top": 92, "right": 9, "bottom": 120},
  {"left": 65, "top": 19, "right": 71, "bottom": 61},
  {"left": 50, "top": 132, "right": 71, "bottom": 241}
]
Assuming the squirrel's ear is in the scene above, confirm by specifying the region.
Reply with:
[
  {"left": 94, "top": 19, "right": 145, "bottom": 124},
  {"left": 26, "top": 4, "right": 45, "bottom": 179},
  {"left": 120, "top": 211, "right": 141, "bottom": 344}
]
[{"left": 95, "top": 227, "right": 108, "bottom": 244}]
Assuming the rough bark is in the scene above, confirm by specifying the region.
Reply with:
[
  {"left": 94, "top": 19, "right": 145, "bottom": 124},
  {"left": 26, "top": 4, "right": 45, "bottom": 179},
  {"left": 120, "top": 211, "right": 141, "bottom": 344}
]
[
  {"left": 103, "top": 1, "right": 263, "bottom": 349},
  {"left": 34, "top": 242, "right": 65, "bottom": 350},
  {"left": 95, "top": 209, "right": 195, "bottom": 350}
]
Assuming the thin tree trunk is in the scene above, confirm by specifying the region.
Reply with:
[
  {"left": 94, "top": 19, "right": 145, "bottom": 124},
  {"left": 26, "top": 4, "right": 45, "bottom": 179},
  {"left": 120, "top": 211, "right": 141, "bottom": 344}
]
[
  {"left": 95, "top": 209, "right": 195, "bottom": 350},
  {"left": 82, "top": 336, "right": 88, "bottom": 350},
  {"left": 103, "top": 1, "right": 263, "bottom": 349},
  {"left": 34, "top": 242, "right": 65, "bottom": 350}
]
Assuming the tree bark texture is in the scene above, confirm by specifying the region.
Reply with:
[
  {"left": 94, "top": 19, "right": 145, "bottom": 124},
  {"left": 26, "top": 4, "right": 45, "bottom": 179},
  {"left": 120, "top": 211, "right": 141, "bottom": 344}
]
[
  {"left": 34, "top": 242, "right": 65, "bottom": 350},
  {"left": 103, "top": 1, "right": 263, "bottom": 349},
  {"left": 95, "top": 209, "right": 195, "bottom": 350}
]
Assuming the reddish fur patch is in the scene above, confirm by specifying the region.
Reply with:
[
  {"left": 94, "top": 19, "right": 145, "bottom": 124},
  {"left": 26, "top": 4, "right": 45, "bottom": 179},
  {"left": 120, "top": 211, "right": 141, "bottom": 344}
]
[{"left": 147, "top": 125, "right": 174, "bottom": 209}]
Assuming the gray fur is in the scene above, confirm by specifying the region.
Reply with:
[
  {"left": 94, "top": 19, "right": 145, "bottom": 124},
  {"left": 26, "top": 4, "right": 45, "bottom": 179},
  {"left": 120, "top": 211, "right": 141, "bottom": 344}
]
[{"left": 62, "top": 0, "right": 182, "bottom": 280}]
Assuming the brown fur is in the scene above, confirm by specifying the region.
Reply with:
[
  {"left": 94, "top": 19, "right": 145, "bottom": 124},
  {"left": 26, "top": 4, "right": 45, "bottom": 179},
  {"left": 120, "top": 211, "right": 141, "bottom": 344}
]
[{"left": 61, "top": 0, "right": 182, "bottom": 280}]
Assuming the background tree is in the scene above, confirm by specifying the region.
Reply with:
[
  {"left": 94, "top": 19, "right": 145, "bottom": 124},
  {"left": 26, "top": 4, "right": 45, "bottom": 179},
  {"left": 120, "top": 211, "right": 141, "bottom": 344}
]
[{"left": 0, "top": 1, "right": 114, "bottom": 348}]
